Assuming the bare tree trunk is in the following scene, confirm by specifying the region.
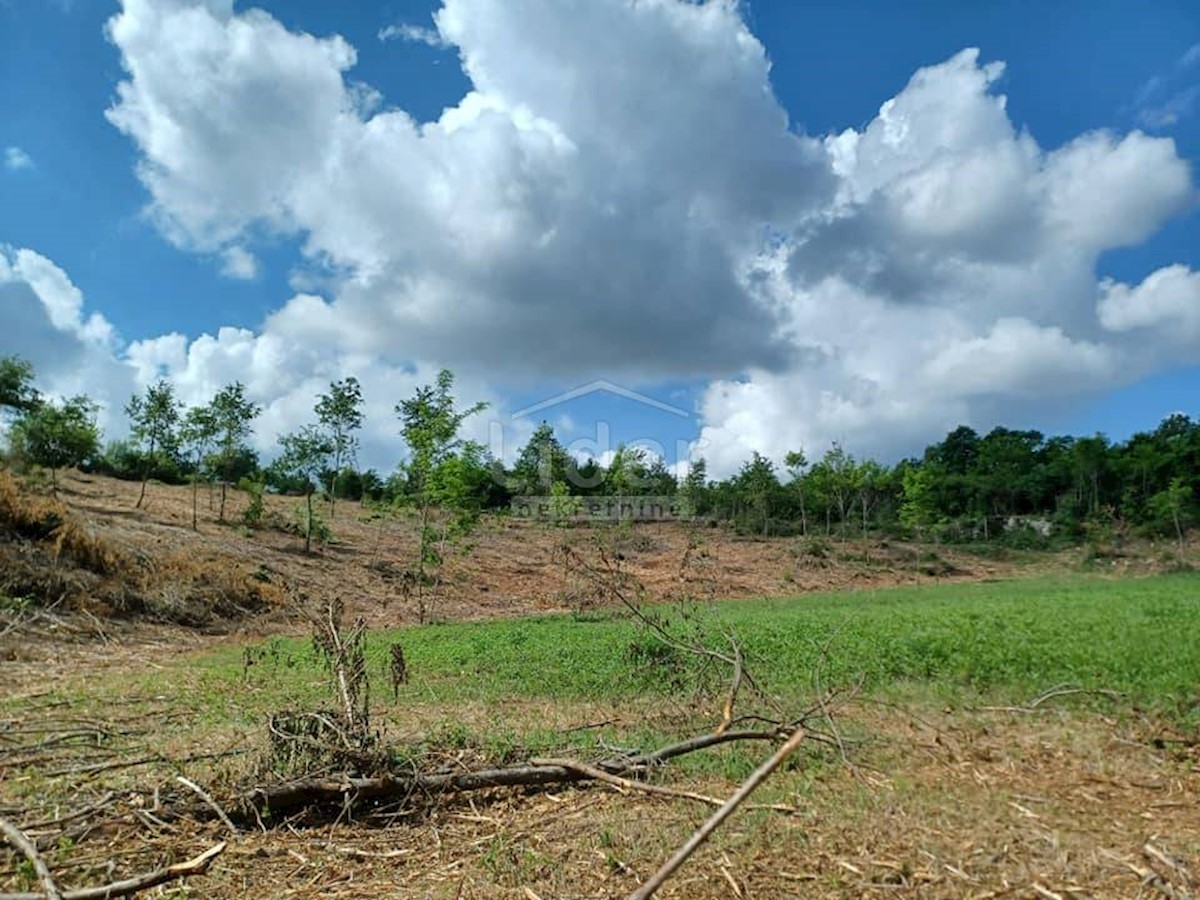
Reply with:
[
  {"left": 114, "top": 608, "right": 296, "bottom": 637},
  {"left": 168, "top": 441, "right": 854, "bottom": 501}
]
[
  {"left": 191, "top": 469, "right": 199, "bottom": 531},
  {"left": 305, "top": 490, "right": 314, "bottom": 554},
  {"left": 136, "top": 436, "right": 154, "bottom": 509},
  {"left": 328, "top": 454, "right": 338, "bottom": 520},
  {"left": 417, "top": 501, "right": 431, "bottom": 623}
]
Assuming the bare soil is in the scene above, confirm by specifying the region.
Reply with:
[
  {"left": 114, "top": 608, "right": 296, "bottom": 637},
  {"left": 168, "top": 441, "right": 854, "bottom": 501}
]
[{"left": 44, "top": 470, "right": 1021, "bottom": 631}]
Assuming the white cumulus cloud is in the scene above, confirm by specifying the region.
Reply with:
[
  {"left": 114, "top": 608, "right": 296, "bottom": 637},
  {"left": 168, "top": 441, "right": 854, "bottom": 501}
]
[
  {"left": 1098, "top": 265, "right": 1200, "bottom": 346},
  {"left": 4, "top": 146, "right": 34, "bottom": 171},
  {"left": 378, "top": 22, "right": 447, "bottom": 47},
  {"left": 219, "top": 245, "right": 259, "bottom": 280},
  {"left": 11, "top": 0, "right": 1188, "bottom": 476},
  {"left": 0, "top": 248, "right": 133, "bottom": 434}
]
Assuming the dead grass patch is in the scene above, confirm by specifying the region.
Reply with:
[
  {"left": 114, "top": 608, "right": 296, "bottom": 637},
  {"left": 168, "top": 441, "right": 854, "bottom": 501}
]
[{"left": 0, "top": 470, "right": 285, "bottom": 630}]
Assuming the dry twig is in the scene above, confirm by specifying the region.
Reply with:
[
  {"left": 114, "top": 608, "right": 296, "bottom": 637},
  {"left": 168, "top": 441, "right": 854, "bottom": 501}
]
[
  {"left": 175, "top": 776, "right": 239, "bottom": 837},
  {"left": 0, "top": 841, "right": 225, "bottom": 900},
  {"left": 529, "top": 758, "right": 724, "bottom": 807},
  {"left": 0, "top": 816, "right": 62, "bottom": 900},
  {"left": 627, "top": 726, "right": 810, "bottom": 900}
]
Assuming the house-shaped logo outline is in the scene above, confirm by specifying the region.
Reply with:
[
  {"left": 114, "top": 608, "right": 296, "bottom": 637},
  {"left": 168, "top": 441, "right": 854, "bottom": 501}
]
[{"left": 509, "top": 379, "right": 690, "bottom": 421}]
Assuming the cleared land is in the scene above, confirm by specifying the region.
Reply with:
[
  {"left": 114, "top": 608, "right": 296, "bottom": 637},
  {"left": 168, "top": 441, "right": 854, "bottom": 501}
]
[{"left": 1, "top": 472, "right": 1198, "bottom": 898}]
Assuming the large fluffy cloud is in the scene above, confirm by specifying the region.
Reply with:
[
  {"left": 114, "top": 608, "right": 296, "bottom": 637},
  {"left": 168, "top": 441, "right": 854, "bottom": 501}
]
[
  {"left": 696, "top": 50, "right": 1195, "bottom": 473},
  {"left": 17, "top": 0, "right": 1194, "bottom": 474},
  {"left": 1098, "top": 265, "right": 1200, "bottom": 346},
  {"left": 104, "top": 0, "right": 834, "bottom": 378},
  {"left": 0, "top": 248, "right": 134, "bottom": 434}
]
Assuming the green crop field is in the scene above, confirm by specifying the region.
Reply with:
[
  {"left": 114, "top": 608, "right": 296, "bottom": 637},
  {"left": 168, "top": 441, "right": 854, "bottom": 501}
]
[{"left": 146, "top": 572, "right": 1200, "bottom": 731}]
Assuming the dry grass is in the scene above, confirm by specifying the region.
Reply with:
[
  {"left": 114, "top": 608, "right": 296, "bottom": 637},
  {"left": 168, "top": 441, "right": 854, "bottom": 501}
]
[
  {"left": 31, "top": 469, "right": 1039, "bottom": 632},
  {"left": 0, "top": 470, "right": 285, "bottom": 637},
  {"left": 1, "top": 676, "right": 1196, "bottom": 898}
]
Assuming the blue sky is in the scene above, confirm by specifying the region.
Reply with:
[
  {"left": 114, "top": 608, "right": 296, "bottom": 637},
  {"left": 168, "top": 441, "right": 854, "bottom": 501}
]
[{"left": 1, "top": 0, "right": 1198, "bottom": 475}]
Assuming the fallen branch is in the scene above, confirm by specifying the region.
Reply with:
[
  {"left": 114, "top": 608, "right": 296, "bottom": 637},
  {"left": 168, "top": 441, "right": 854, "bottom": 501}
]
[
  {"left": 627, "top": 726, "right": 810, "bottom": 900},
  {"left": 175, "top": 776, "right": 239, "bottom": 837},
  {"left": 1121, "top": 860, "right": 1191, "bottom": 900},
  {"left": 241, "top": 727, "right": 794, "bottom": 820},
  {"left": 0, "top": 816, "right": 62, "bottom": 900},
  {"left": 978, "top": 683, "right": 1123, "bottom": 714},
  {"left": 1027, "top": 684, "right": 1123, "bottom": 709},
  {"left": 529, "top": 758, "right": 723, "bottom": 807},
  {"left": 0, "top": 841, "right": 225, "bottom": 900},
  {"left": 612, "top": 728, "right": 783, "bottom": 771},
  {"left": 1143, "top": 842, "right": 1193, "bottom": 891}
]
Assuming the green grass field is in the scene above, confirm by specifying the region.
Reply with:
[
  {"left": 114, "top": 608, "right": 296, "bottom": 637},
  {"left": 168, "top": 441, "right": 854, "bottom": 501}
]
[{"left": 158, "top": 572, "right": 1200, "bottom": 732}]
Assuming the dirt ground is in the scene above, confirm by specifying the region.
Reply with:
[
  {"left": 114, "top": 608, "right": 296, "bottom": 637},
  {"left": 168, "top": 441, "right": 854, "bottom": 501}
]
[
  {"left": 46, "top": 470, "right": 1022, "bottom": 630},
  {"left": 2, "top": 673, "right": 1197, "bottom": 899},
  {"left": 2, "top": 471, "right": 1198, "bottom": 898}
]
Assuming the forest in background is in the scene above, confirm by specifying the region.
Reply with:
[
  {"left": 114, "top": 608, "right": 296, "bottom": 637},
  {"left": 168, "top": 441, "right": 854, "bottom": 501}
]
[{"left": 2, "top": 354, "right": 1196, "bottom": 547}]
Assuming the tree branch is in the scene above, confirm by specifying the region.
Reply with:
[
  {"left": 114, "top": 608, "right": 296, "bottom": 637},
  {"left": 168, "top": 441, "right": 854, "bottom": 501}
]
[
  {"left": 0, "top": 816, "right": 62, "bottom": 900},
  {"left": 627, "top": 726, "right": 810, "bottom": 900},
  {"left": 0, "top": 841, "right": 225, "bottom": 900}
]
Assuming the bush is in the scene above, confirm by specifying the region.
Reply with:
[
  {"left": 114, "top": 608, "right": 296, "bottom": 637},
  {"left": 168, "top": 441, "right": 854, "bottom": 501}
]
[
  {"left": 293, "top": 502, "right": 334, "bottom": 547},
  {"left": 88, "top": 440, "right": 190, "bottom": 485},
  {"left": 241, "top": 479, "right": 266, "bottom": 528}
]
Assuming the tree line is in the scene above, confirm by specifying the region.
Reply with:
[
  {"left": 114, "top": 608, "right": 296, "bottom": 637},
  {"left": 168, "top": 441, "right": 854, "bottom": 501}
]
[{"left": 1, "top": 354, "right": 1196, "bottom": 546}]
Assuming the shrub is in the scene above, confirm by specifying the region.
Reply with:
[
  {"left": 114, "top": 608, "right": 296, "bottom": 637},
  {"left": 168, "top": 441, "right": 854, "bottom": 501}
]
[
  {"left": 293, "top": 502, "right": 334, "bottom": 547},
  {"left": 242, "top": 479, "right": 266, "bottom": 528}
]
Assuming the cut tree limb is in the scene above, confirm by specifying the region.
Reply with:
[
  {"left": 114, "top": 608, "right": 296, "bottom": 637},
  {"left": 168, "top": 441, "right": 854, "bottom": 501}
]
[
  {"left": 529, "top": 758, "right": 723, "bottom": 807},
  {"left": 175, "top": 776, "right": 239, "bottom": 837},
  {"left": 627, "top": 726, "right": 810, "bottom": 900},
  {"left": 0, "top": 841, "right": 225, "bottom": 900},
  {"left": 242, "top": 727, "right": 793, "bottom": 819},
  {"left": 0, "top": 816, "right": 62, "bottom": 900}
]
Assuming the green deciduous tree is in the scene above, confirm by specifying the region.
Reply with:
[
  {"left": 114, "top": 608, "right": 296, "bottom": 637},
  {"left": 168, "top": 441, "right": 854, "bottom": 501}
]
[
  {"left": 784, "top": 449, "right": 808, "bottom": 535},
  {"left": 604, "top": 445, "right": 638, "bottom": 496},
  {"left": 679, "top": 458, "right": 709, "bottom": 517},
  {"left": 180, "top": 404, "right": 218, "bottom": 530},
  {"left": 815, "top": 443, "right": 856, "bottom": 531},
  {"left": 1149, "top": 477, "right": 1191, "bottom": 551},
  {"left": 125, "top": 379, "right": 183, "bottom": 509},
  {"left": 511, "top": 422, "right": 574, "bottom": 495},
  {"left": 209, "top": 382, "right": 261, "bottom": 521},
  {"left": 278, "top": 425, "right": 336, "bottom": 553},
  {"left": 315, "top": 376, "right": 364, "bottom": 518},
  {"left": 395, "top": 369, "right": 487, "bottom": 623},
  {"left": 13, "top": 395, "right": 100, "bottom": 491},
  {"left": 0, "top": 355, "right": 39, "bottom": 419},
  {"left": 734, "top": 451, "right": 779, "bottom": 536},
  {"left": 899, "top": 463, "right": 941, "bottom": 535}
]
